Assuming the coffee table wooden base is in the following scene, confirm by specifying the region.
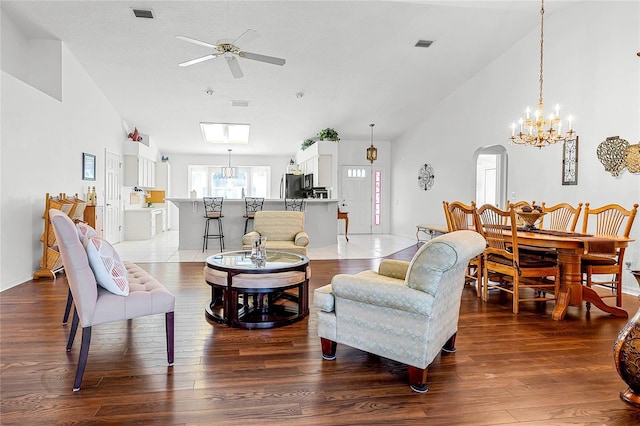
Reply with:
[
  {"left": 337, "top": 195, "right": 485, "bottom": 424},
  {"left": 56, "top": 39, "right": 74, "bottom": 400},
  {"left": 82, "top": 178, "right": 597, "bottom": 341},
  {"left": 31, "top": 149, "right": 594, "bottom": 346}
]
[{"left": 205, "top": 281, "right": 308, "bottom": 329}]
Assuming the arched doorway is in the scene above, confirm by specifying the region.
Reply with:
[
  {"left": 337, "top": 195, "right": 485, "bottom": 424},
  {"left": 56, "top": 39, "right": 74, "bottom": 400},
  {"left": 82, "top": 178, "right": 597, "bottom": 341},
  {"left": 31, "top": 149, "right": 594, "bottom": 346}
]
[{"left": 473, "top": 145, "right": 507, "bottom": 208}]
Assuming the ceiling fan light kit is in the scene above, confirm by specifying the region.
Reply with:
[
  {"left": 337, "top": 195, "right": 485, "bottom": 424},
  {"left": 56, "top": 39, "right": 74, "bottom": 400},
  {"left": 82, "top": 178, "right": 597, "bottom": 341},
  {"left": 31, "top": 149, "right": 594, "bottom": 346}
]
[{"left": 176, "top": 29, "right": 286, "bottom": 79}]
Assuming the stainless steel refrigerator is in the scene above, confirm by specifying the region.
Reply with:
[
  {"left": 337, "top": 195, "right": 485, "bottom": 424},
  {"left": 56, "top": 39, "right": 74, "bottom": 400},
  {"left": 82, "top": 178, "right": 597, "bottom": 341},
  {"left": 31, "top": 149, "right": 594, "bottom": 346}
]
[{"left": 280, "top": 174, "right": 305, "bottom": 198}]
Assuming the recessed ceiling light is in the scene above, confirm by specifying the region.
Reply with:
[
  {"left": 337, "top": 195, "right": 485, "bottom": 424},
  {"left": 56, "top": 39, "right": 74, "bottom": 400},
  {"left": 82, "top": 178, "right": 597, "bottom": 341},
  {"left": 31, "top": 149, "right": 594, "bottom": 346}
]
[
  {"left": 231, "top": 100, "right": 250, "bottom": 108},
  {"left": 415, "top": 40, "right": 434, "bottom": 48},
  {"left": 132, "top": 8, "right": 154, "bottom": 19}
]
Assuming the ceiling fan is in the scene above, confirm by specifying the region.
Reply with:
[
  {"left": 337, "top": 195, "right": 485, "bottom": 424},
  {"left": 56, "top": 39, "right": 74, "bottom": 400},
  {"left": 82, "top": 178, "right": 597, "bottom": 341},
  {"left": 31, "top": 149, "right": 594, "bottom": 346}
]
[{"left": 176, "top": 29, "right": 286, "bottom": 79}]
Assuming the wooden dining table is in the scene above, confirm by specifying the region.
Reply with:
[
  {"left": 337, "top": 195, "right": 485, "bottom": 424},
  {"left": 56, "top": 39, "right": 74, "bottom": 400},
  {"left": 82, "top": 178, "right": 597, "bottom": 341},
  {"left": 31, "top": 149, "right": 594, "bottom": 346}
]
[
  {"left": 507, "top": 229, "right": 632, "bottom": 320},
  {"left": 430, "top": 223, "right": 633, "bottom": 320}
]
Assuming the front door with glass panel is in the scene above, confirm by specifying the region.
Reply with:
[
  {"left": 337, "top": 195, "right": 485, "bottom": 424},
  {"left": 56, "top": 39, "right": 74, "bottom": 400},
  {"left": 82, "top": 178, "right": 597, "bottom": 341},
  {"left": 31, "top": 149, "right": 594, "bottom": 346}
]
[{"left": 340, "top": 166, "right": 372, "bottom": 234}]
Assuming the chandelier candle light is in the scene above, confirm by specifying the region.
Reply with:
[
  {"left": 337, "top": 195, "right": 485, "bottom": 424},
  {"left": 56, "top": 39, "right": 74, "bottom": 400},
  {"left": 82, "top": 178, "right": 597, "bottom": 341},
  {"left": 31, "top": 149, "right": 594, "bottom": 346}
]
[
  {"left": 221, "top": 149, "right": 238, "bottom": 178},
  {"left": 366, "top": 123, "right": 377, "bottom": 164},
  {"left": 510, "top": 0, "right": 575, "bottom": 147}
]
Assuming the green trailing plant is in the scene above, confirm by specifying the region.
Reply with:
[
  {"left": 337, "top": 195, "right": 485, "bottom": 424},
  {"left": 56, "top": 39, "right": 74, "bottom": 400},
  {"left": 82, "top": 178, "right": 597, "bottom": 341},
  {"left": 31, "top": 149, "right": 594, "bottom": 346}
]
[
  {"left": 317, "top": 128, "right": 340, "bottom": 142},
  {"left": 301, "top": 139, "right": 316, "bottom": 151}
]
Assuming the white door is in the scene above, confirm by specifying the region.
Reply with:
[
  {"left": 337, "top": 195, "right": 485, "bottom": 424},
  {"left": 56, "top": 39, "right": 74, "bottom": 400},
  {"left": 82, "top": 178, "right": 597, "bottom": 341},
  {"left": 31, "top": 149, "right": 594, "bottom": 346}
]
[
  {"left": 340, "top": 166, "right": 372, "bottom": 234},
  {"left": 104, "top": 150, "right": 121, "bottom": 244}
]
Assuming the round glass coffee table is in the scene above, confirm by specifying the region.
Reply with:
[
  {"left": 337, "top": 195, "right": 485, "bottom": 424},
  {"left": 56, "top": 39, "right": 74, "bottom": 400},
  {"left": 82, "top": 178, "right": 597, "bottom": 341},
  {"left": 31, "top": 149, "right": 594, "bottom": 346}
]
[{"left": 204, "top": 250, "right": 310, "bottom": 329}]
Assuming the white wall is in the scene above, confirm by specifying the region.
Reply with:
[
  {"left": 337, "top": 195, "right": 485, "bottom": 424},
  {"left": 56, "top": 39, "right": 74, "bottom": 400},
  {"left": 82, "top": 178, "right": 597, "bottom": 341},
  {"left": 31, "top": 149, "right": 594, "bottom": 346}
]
[
  {"left": 1, "top": 15, "right": 124, "bottom": 291},
  {"left": 390, "top": 1, "right": 640, "bottom": 295}
]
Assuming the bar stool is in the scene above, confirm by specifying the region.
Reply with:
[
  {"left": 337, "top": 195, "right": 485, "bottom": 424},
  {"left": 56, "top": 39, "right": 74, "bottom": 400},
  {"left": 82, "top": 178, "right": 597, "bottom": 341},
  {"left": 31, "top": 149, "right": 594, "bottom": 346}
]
[
  {"left": 203, "top": 197, "right": 224, "bottom": 252},
  {"left": 285, "top": 198, "right": 304, "bottom": 211},
  {"left": 243, "top": 197, "right": 264, "bottom": 234}
]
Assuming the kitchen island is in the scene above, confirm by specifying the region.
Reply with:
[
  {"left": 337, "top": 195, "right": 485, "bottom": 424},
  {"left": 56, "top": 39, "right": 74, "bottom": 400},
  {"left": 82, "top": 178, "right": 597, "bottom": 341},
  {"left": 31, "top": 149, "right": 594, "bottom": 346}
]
[{"left": 167, "top": 198, "right": 339, "bottom": 250}]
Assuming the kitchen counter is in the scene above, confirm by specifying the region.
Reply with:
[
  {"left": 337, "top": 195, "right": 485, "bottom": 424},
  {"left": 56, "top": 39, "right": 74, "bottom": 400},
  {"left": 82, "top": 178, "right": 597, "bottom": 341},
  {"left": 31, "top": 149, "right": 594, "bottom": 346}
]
[
  {"left": 167, "top": 198, "right": 339, "bottom": 250},
  {"left": 124, "top": 206, "right": 167, "bottom": 240}
]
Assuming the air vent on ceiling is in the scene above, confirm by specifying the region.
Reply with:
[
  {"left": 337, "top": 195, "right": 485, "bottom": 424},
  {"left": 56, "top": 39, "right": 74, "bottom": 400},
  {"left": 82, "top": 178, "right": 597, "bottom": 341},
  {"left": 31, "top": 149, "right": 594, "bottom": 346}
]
[
  {"left": 132, "top": 8, "right": 154, "bottom": 19},
  {"left": 415, "top": 40, "right": 434, "bottom": 48},
  {"left": 231, "top": 100, "right": 250, "bottom": 108}
]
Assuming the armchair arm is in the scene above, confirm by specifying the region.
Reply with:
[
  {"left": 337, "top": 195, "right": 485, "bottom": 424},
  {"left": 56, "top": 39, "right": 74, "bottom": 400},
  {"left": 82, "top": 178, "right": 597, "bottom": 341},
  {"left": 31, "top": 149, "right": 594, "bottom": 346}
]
[
  {"left": 331, "top": 274, "right": 434, "bottom": 317},
  {"left": 294, "top": 231, "right": 310, "bottom": 247},
  {"left": 242, "top": 231, "right": 260, "bottom": 246},
  {"left": 378, "top": 259, "right": 409, "bottom": 280}
]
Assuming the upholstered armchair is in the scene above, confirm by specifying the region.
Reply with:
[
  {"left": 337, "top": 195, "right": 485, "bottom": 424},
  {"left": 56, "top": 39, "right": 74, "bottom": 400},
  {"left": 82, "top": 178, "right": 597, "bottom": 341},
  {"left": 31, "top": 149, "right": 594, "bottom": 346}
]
[
  {"left": 242, "top": 211, "right": 309, "bottom": 255},
  {"left": 314, "top": 230, "right": 486, "bottom": 392}
]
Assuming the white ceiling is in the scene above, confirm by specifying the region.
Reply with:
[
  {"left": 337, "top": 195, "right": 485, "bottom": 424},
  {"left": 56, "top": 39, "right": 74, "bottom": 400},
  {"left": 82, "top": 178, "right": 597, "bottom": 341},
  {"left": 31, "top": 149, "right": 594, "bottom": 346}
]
[{"left": 2, "top": 0, "right": 570, "bottom": 157}]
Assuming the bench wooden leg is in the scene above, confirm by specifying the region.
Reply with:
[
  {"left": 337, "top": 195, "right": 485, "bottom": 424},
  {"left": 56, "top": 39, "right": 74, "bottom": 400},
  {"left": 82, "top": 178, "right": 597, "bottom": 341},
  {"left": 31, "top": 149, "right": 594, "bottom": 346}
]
[{"left": 166, "top": 311, "right": 175, "bottom": 366}]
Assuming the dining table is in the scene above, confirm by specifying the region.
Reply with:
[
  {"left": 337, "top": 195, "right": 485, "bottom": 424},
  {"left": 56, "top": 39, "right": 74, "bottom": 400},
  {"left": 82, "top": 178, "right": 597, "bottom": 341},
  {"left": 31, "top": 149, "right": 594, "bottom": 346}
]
[
  {"left": 504, "top": 228, "right": 632, "bottom": 320},
  {"left": 431, "top": 223, "right": 633, "bottom": 320}
]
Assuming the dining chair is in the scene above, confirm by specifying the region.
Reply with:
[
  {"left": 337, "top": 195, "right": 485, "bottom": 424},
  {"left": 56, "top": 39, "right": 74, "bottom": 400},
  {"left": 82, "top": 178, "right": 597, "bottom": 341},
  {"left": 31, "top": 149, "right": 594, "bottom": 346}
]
[
  {"left": 443, "top": 201, "right": 482, "bottom": 296},
  {"left": 540, "top": 202, "right": 583, "bottom": 231},
  {"left": 49, "top": 209, "right": 175, "bottom": 391},
  {"left": 243, "top": 197, "right": 265, "bottom": 234},
  {"left": 203, "top": 197, "right": 225, "bottom": 252},
  {"left": 476, "top": 204, "right": 559, "bottom": 314},
  {"left": 581, "top": 203, "right": 638, "bottom": 310},
  {"left": 506, "top": 200, "right": 536, "bottom": 226}
]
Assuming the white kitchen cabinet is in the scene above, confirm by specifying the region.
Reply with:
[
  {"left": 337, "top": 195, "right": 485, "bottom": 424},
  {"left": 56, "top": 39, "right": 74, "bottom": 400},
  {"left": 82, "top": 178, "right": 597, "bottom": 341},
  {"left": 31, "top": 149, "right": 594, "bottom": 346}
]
[
  {"left": 124, "top": 208, "right": 165, "bottom": 240},
  {"left": 124, "top": 155, "right": 156, "bottom": 188}
]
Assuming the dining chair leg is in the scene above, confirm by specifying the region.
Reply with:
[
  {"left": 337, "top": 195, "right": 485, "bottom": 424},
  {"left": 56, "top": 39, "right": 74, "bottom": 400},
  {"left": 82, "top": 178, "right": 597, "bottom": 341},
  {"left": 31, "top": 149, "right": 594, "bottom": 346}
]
[
  {"left": 62, "top": 288, "right": 73, "bottom": 324},
  {"left": 73, "top": 326, "right": 92, "bottom": 391},
  {"left": 513, "top": 275, "right": 520, "bottom": 314},
  {"left": 67, "top": 308, "right": 79, "bottom": 351},
  {"left": 585, "top": 265, "right": 593, "bottom": 312},
  {"left": 165, "top": 311, "right": 174, "bottom": 366}
]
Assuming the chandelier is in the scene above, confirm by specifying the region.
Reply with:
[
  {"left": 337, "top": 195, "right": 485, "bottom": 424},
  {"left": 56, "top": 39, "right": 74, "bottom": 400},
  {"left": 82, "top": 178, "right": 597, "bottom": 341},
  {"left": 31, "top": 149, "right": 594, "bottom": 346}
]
[
  {"left": 510, "top": 0, "right": 575, "bottom": 147},
  {"left": 221, "top": 149, "right": 238, "bottom": 178},
  {"left": 366, "top": 123, "right": 377, "bottom": 164}
]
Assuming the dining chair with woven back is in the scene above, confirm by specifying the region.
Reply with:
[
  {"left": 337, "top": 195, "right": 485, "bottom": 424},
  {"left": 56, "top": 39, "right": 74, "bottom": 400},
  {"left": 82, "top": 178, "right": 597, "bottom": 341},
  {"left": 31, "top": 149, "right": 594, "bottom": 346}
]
[
  {"left": 443, "top": 201, "right": 482, "bottom": 296},
  {"left": 476, "top": 204, "right": 559, "bottom": 314},
  {"left": 581, "top": 202, "right": 638, "bottom": 310}
]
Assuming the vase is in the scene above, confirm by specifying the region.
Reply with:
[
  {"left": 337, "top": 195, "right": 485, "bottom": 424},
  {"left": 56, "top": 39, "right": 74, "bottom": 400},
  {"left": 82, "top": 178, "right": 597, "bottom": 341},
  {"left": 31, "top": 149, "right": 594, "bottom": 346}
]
[{"left": 613, "top": 270, "right": 640, "bottom": 407}]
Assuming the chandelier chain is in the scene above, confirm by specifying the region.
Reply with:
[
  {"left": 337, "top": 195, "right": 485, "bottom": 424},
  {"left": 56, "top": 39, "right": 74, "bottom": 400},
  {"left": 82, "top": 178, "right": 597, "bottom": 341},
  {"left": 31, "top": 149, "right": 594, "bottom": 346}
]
[
  {"left": 510, "top": 0, "right": 575, "bottom": 148},
  {"left": 538, "top": 0, "right": 544, "bottom": 107}
]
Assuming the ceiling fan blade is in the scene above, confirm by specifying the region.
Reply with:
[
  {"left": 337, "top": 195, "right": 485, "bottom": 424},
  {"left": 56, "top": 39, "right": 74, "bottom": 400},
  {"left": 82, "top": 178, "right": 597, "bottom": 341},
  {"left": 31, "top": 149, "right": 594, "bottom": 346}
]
[
  {"left": 226, "top": 56, "right": 244, "bottom": 79},
  {"left": 238, "top": 51, "right": 286, "bottom": 66},
  {"left": 232, "top": 29, "right": 259, "bottom": 47},
  {"left": 175, "top": 35, "right": 217, "bottom": 49},
  {"left": 178, "top": 54, "right": 218, "bottom": 67}
]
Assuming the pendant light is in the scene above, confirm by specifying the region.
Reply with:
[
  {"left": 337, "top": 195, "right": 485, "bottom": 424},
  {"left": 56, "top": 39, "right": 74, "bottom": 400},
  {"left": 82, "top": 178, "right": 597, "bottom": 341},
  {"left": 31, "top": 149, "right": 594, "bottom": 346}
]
[{"left": 366, "top": 123, "right": 377, "bottom": 164}]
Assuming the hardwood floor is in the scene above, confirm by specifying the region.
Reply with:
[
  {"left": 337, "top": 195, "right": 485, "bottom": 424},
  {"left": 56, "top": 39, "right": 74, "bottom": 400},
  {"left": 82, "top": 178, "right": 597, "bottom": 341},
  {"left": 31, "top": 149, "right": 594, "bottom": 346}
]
[{"left": 2, "top": 246, "right": 640, "bottom": 425}]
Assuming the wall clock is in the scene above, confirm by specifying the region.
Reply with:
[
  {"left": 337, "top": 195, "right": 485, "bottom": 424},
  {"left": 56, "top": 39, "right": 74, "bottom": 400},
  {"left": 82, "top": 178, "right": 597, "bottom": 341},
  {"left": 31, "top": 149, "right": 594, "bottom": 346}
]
[
  {"left": 418, "top": 163, "right": 435, "bottom": 190},
  {"left": 562, "top": 136, "right": 578, "bottom": 185}
]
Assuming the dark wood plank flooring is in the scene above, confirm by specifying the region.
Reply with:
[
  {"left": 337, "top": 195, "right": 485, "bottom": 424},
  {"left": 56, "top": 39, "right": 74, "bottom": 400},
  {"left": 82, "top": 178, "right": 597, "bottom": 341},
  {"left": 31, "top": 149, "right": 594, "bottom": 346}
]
[{"left": 2, "top": 245, "right": 640, "bottom": 425}]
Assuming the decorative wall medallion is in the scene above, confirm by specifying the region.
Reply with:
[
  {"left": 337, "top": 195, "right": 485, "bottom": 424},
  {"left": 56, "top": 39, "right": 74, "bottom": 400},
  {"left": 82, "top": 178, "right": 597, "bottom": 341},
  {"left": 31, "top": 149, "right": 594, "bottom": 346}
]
[
  {"left": 624, "top": 143, "right": 640, "bottom": 174},
  {"left": 597, "top": 136, "right": 629, "bottom": 177},
  {"left": 418, "top": 164, "right": 435, "bottom": 191},
  {"left": 562, "top": 137, "right": 578, "bottom": 185}
]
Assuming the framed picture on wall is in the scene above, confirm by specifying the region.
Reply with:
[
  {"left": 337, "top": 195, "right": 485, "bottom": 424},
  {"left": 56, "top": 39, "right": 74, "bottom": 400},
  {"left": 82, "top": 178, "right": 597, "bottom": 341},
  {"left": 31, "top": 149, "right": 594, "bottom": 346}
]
[
  {"left": 562, "top": 137, "right": 578, "bottom": 185},
  {"left": 82, "top": 153, "right": 96, "bottom": 181}
]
